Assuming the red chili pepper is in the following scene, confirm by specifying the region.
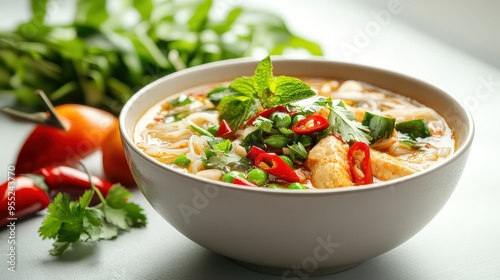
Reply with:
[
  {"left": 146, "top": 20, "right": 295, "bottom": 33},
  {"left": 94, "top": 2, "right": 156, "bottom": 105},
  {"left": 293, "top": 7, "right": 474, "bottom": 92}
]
[
  {"left": 254, "top": 153, "right": 300, "bottom": 182},
  {"left": 246, "top": 145, "right": 266, "bottom": 161},
  {"left": 216, "top": 119, "right": 233, "bottom": 138},
  {"left": 291, "top": 115, "right": 330, "bottom": 135},
  {"left": 246, "top": 106, "right": 289, "bottom": 126},
  {"left": 232, "top": 177, "right": 257, "bottom": 187},
  {"left": 1, "top": 166, "right": 114, "bottom": 227},
  {"left": 347, "top": 142, "right": 373, "bottom": 185},
  {"left": 33, "top": 166, "right": 113, "bottom": 200},
  {"left": 1, "top": 176, "right": 51, "bottom": 227}
]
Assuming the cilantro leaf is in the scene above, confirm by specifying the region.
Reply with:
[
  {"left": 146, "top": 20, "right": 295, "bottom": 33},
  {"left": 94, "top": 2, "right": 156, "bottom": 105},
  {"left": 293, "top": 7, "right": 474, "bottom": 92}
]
[
  {"left": 38, "top": 184, "right": 147, "bottom": 256},
  {"left": 328, "top": 105, "right": 371, "bottom": 143},
  {"left": 105, "top": 185, "right": 147, "bottom": 229}
]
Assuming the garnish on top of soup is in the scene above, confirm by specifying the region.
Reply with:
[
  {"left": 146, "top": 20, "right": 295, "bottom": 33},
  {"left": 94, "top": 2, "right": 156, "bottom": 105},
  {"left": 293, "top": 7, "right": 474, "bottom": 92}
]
[{"left": 134, "top": 57, "right": 455, "bottom": 189}]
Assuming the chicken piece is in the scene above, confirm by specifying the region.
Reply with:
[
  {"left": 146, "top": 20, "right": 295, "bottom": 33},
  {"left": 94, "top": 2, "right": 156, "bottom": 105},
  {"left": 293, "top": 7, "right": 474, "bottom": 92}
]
[
  {"left": 305, "top": 136, "right": 354, "bottom": 188},
  {"left": 370, "top": 149, "right": 417, "bottom": 181}
]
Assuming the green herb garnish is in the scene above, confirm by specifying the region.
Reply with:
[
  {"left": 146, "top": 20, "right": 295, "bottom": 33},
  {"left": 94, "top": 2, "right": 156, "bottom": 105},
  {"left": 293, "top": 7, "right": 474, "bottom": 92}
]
[
  {"left": 326, "top": 100, "right": 372, "bottom": 144},
  {"left": 174, "top": 153, "right": 192, "bottom": 166},
  {"left": 361, "top": 111, "right": 396, "bottom": 143},
  {"left": 395, "top": 119, "right": 431, "bottom": 140},
  {"left": 218, "top": 56, "right": 316, "bottom": 130},
  {"left": 39, "top": 184, "right": 147, "bottom": 256}
]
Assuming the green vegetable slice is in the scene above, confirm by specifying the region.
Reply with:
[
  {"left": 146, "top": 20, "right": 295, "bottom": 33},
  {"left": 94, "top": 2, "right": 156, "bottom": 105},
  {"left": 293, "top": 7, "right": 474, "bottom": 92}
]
[
  {"left": 361, "top": 112, "right": 396, "bottom": 143},
  {"left": 395, "top": 119, "right": 431, "bottom": 140}
]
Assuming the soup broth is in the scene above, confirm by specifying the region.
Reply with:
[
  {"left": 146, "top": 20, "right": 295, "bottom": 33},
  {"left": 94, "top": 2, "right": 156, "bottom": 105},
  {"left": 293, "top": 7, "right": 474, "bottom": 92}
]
[{"left": 135, "top": 75, "right": 454, "bottom": 189}]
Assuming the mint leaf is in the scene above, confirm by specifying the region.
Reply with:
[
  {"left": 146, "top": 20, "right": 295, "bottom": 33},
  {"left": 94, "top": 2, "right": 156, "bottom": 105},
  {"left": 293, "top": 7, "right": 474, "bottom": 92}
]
[
  {"left": 218, "top": 95, "right": 260, "bottom": 130},
  {"left": 254, "top": 56, "right": 273, "bottom": 94},
  {"left": 229, "top": 77, "right": 257, "bottom": 97},
  {"left": 267, "top": 76, "right": 316, "bottom": 107}
]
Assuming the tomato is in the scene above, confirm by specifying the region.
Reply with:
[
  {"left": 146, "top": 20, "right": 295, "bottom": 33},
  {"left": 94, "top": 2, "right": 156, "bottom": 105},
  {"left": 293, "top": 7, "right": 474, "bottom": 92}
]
[
  {"left": 15, "top": 104, "right": 116, "bottom": 174},
  {"left": 101, "top": 121, "right": 136, "bottom": 186}
]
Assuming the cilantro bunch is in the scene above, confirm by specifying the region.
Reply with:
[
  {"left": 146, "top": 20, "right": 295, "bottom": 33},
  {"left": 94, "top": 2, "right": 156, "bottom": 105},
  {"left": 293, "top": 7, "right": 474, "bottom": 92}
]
[{"left": 39, "top": 183, "right": 147, "bottom": 256}]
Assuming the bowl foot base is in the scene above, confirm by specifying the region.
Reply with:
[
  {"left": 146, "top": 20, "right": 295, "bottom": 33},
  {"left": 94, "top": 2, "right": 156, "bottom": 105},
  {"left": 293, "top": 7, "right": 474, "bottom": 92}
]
[{"left": 231, "top": 259, "right": 358, "bottom": 277}]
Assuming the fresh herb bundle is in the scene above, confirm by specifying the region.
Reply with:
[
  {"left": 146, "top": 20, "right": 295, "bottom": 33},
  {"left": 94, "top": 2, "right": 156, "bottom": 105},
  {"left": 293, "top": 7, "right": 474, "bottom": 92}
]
[{"left": 0, "top": 0, "right": 322, "bottom": 115}]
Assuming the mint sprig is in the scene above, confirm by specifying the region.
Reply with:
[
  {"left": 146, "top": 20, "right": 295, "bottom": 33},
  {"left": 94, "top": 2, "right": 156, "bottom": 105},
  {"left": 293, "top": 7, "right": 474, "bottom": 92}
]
[{"left": 218, "top": 56, "right": 316, "bottom": 130}]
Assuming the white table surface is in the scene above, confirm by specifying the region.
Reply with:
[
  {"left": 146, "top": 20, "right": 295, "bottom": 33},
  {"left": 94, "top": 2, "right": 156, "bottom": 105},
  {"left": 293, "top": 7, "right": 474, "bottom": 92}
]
[{"left": 1, "top": 1, "right": 499, "bottom": 279}]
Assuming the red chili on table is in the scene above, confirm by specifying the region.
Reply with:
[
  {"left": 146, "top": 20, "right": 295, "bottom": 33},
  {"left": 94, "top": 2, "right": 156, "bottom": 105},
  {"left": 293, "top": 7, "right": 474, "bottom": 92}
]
[
  {"left": 33, "top": 166, "right": 113, "bottom": 200},
  {"left": 0, "top": 176, "right": 50, "bottom": 228},
  {"left": 0, "top": 166, "right": 114, "bottom": 227},
  {"left": 291, "top": 115, "right": 330, "bottom": 135},
  {"left": 347, "top": 142, "right": 373, "bottom": 185},
  {"left": 254, "top": 153, "right": 300, "bottom": 182}
]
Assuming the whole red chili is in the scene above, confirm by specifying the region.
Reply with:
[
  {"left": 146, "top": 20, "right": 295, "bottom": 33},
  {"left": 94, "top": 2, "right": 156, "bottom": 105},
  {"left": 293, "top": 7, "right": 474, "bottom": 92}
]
[
  {"left": 1, "top": 166, "right": 114, "bottom": 227},
  {"left": 216, "top": 119, "right": 233, "bottom": 138},
  {"left": 0, "top": 176, "right": 50, "bottom": 227},
  {"left": 254, "top": 153, "right": 300, "bottom": 182},
  {"left": 291, "top": 115, "right": 330, "bottom": 135},
  {"left": 347, "top": 142, "right": 373, "bottom": 185},
  {"left": 33, "top": 166, "right": 113, "bottom": 200},
  {"left": 246, "top": 106, "right": 289, "bottom": 126}
]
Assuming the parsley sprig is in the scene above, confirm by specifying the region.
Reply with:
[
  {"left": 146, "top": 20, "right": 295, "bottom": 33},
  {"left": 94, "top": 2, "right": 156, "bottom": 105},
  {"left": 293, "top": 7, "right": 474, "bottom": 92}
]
[{"left": 38, "top": 165, "right": 147, "bottom": 256}]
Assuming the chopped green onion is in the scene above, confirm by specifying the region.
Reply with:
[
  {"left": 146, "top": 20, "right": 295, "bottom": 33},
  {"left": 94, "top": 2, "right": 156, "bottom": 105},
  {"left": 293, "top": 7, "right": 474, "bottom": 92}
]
[
  {"left": 168, "top": 94, "right": 193, "bottom": 107},
  {"left": 173, "top": 153, "right": 191, "bottom": 166},
  {"left": 189, "top": 121, "right": 214, "bottom": 138}
]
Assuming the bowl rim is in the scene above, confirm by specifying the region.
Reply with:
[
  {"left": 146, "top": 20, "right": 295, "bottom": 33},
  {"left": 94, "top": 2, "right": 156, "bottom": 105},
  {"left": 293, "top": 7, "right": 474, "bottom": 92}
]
[{"left": 119, "top": 56, "right": 475, "bottom": 195}]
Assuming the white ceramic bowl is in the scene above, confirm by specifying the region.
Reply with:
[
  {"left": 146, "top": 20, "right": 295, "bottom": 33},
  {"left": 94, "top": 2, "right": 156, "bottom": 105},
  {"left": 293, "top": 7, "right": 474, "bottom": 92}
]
[{"left": 119, "top": 57, "right": 474, "bottom": 276}]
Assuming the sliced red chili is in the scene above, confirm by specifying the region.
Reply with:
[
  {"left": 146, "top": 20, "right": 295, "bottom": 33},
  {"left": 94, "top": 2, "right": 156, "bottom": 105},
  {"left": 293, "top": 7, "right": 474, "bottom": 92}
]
[
  {"left": 254, "top": 153, "right": 300, "bottom": 182},
  {"left": 216, "top": 119, "right": 233, "bottom": 138},
  {"left": 291, "top": 115, "right": 329, "bottom": 135},
  {"left": 246, "top": 106, "right": 289, "bottom": 126},
  {"left": 347, "top": 142, "right": 373, "bottom": 185},
  {"left": 246, "top": 145, "right": 266, "bottom": 161},
  {"left": 232, "top": 177, "right": 257, "bottom": 187}
]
